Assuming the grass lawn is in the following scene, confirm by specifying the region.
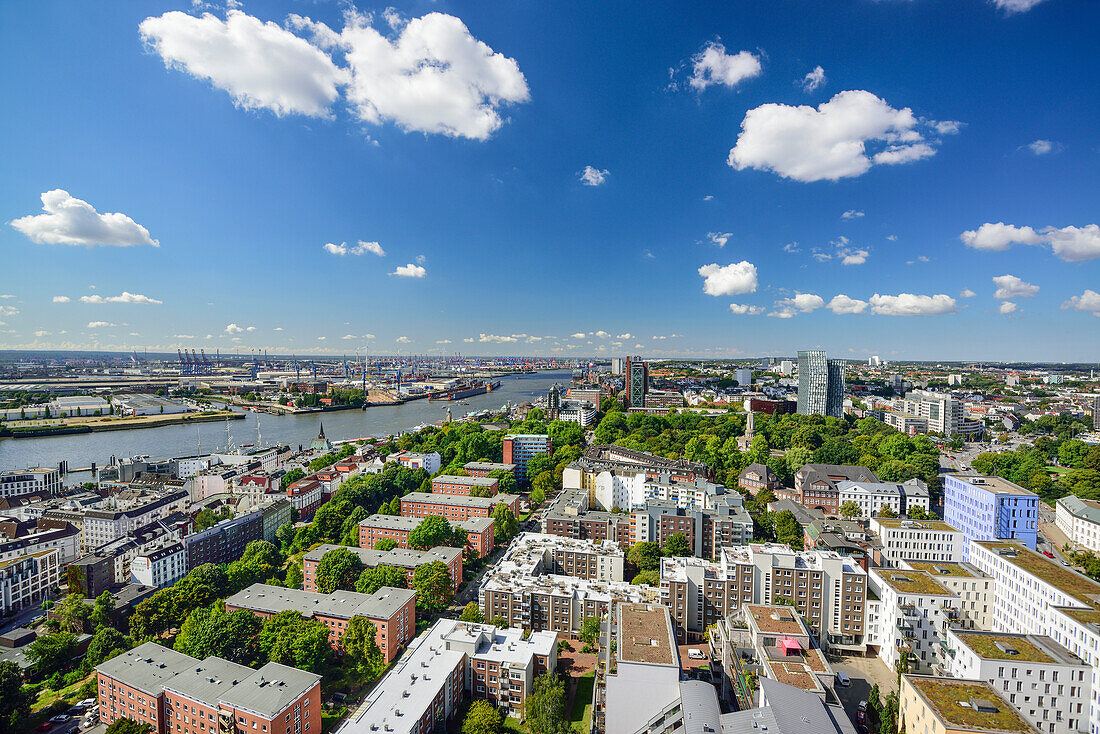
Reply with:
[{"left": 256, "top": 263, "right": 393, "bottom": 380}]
[
  {"left": 1046, "top": 466, "right": 1069, "bottom": 475},
  {"left": 502, "top": 717, "right": 526, "bottom": 733},
  {"left": 23, "top": 674, "right": 96, "bottom": 733},
  {"left": 568, "top": 670, "right": 596, "bottom": 733}
]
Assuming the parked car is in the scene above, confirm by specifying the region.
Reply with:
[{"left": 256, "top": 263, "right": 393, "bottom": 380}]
[
  {"left": 858, "top": 700, "right": 869, "bottom": 712},
  {"left": 1062, "top": 560, "right": 1071, "bottom": 567},
  {"left": 835, "top": 671, "right": 851, "bottom": 687},
  {"left": 49, "top": 716, "right": 71, "bottom": 724},
  {"left": 688, "top": 648, "right": 707, "bottom": 660},
  {"left": 1044, "top": 551, "right": 1055, "bottom": 558},
  {"left": 36, "top": 723, "right": 52, "bottom": 732},
  {"left": 77, "top": 700, "right": 95, "bottom": 709}
]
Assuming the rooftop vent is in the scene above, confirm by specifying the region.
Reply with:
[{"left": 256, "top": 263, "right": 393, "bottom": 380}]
[
  {"left": 994, "top": 641, "right": 1020, "bottom": 656},
  {"left": 970, "top": 698, "right": 1000, "bottom": 714}
]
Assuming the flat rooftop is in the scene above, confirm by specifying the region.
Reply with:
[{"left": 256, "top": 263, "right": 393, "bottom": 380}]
[
  {"left": 906, "top": 676, "right": 1036, "bottom": 733},
  {"left": 977, "top": 541, "right": 1100, "bottom": 609},
  {"left": 875, "top": 518, "right": 959, "bottom": 532},
  {"left": 358, "top": 513, "right": 493, "bottom": 534},
  {"left": 746, "top": 605, "right": 808, "bottom": 636},
  {"left": 464, "top": 462, "right": 515, "bottom": 472},
  {"left": 876, "top": 569, "right": 952, "bottom": 596},
  {"left": 952, "top": 475, "right": 1036, "bottom": 497},
  {"left": 304, "top": 543, "right": 462, "bottom": 568},
  {"left": 431, "top": 475, "right": 500, "bottom": 487},
  {"left": 225, "top": 583, "right": 414, "bottom": 621},
  {"left": 401, "top": 491, "right": 520, "bottom": 508},
  {"left": 906, "top": 562, "right": 982, "bottom": 578},
  {"left": 618, "top": 603, "right": 676, "bottom": 666},
  {"left": 952, "top": 632, "right": 1080, "bottom": 665}
]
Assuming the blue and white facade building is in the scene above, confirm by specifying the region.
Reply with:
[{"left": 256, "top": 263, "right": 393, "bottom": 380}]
[{"left": 944, "top": 474, "right": 1038, "bottom": 560}]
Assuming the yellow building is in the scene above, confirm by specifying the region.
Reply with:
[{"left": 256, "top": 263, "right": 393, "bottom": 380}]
[{"left": 900, "top": 675, "right": 1039, "bottom": 734}]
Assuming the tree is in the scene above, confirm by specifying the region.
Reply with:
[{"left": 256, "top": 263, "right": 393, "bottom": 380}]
[
  {"left": 662, "top": 532, "right": 691, "bottom": 557},
  {"left": 276, "top": 521, "right": 296, "bottom": 551},
  {"left": 105, "top": 719, "right": 153, "bottom": 734},
  {"left": 525, "top": 673, "right": 568, "bottom": 734},
  {"left": 343, "top": 616, "right": 385, "bottom": 681},
  {"left": 411, "top": 561, "right": 453, "bottom": 610},
  {"left": 90, "top": 590, "right": 115, "bottom": 628},
  {"left": 839, "top": 501, "right": 863, "bottom": 520},
  {"left": 86, "top": 626, "right": 130, "bottom": 666},
  {"left": 175, "top": 605, "right": 262, "bottom": 665},
  {"left": 531, "top": 470, "right": 554, "bottom": 503},
  {"left": 0, "top": 660, "right": 32, "bottom": 732},
  {"left": 579, "top": 616, "right": 601, "bottom": 645},
  {"left": 907, "top": 505, "right": 929, "bottom": 521},
  {"left": 129, "top": 587, "right": 180, "bottom": 640},
  {"left": 879, "top": 692, "right": 899, "bottom": 734},
  {"left": 409, "top": 515, "right": 455, "bottom": 549},
  {"left": 285, "top": 563, "right": 303, "bottom": 589},
  {"left": 460, "top": 602, "right": 485, "bottom": 623},
  {"left": 55, "top": 592, "right": 91, "bottom": 633},
  {"left": 27, "top": 631, "right": 78, "bottom": 676},
  {"left": 356, "top": 565, "right": 407, "bottom": 595},
  {"left": 488, "top": 469, "right": 518, "bottom": 495},
  {"left": 314, "top": 547, "right": 364, "bottom": 593},
  {"left": 632, "top": 570, "right": 659, "bottom": 586},
  {"left": 628, "top": 542, "right": 662, "bottom": 573},
  {"left": 374, "top": 538, "right": 398, "bottom": 551},
  {"left": 258, "top": 611, "right": 331, "bottom": 673},
  {"left": 529, "top": 484, "right": 546, "bottom": 508},
  {"left": 877, "top": 505, "right": 899, "bottom": 519},
  {"left": 492, "top": 503, "right": 519, "bottom": 543},
  {"left": 66, "top": 565, "right": 85, "bottom": 597},
  {"left": 774, "top": 511, "right": 804, "bottom": 550},
  {"left": 280, "top": 468, "right": 305, "bottom": 491},
  {"left": 462, "top": 700, "right": 503, "bottom": 734}
]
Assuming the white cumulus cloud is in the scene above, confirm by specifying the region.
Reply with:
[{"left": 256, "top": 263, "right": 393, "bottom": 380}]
[
  {"left": 393, "top": 264, "right": 426, "bottom": 278},
  {"left": 570, "top": 332, "right": 586, "bottom": 339},
  {"left": 960, "top": 289, "right": 977, "bottom": 298},
  {"left": 839, "top": 248, "right": 869, "bottom": 265},
  {"left": 827, "top": 295, "right": 869, "bottom": 314},
  {"left": 728, "top": 90, "right": 946, "bottom": 182},
  {"left": 991, "top": 0, "right": 1051, "bottom": 13},
  {"left": 225, "top": 323, "right": 245, "bottom": 334},
  {"left": 10, "top": 190, "right": 159, "bottom": 247},
  {"left": 770, "top": 293, "right": 824, "bottom": 318},
  {"left": 324, "top": 240, "right": 386, "bottom": 256},
  {"left": 1044, "top": 225, "right": 1100, "bottom": 262},
  {"left": 395, "top": 336, "right": 412, "bottom": 343},
  {"left": 999, "top": 301, "right": 1018, "bottom": 314},
  {"left": 698, "top": 261, "right": 758, "bottom": 296},
  {"left": 992, "top": 275, "right": 1039, "bottom": 300},
  {"left": 140, "top": 10, "right": 345, "bottom": 118},
  {"left": 323, "top": 242, "right": 347, "bottom": 255},
  {"left": 960, "top": 222, "right": 1043, "bottom": 251},
  {"left": 173, "top": 334, "right": 195, "bottom": 339},
  {"left": 841, "top": 210, "right": 864, "bottom": 220},
  {"left": 479, "top": 333, "right": 517, "bottom": 343},
  {"left": 689, "top": 42, "right": 762, "bottom": 91},
  {"left": 729, "top": 304, "right": 765, "bottom": 315},
  {"left": 579, "top": 166, "right": 609, "bottom": 186},
  {"left": 87, "top": 321, "right": 115, "bottom": 328},
  {"left": 1062, "top": 290, "right": 1100, "bottom": 317},
  {"left": 868, "top": 293, "right": 957, "bottom": 316},
  {"left": 801, "top": 65, "right": 826, "bottom": 93},
  {"left": 1028, "top": 139, "right": 1054, "bottom": 155},
  {"left": 52, "top": 296, "right": 71, "bottom": 303},
  {"left": 80, "top": 292, "right": 163, "bottom": 305},
  {"left": 707, "top": 232, "right": 732, "bottom": 247}
]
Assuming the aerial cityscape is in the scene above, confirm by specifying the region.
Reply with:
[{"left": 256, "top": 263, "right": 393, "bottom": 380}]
[{"left": 1, "top": 2, "right": 1098, "bottom": 734}]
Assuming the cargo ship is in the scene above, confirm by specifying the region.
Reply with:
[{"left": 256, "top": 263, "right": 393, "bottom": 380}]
[{"left": 428, "top": 379, "right": 502, "bottom": 401}]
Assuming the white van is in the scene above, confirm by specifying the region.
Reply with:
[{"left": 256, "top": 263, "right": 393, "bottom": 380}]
[{"left": 835, "top": 671, "right": 851, "bottom": 687}]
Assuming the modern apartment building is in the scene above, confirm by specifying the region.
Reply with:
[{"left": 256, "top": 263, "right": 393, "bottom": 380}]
[
  {"left": 797, "top": 350, "right": 845, "bottom": 419},
  {"left": 629, "top": 499, "right": 753, "bottom": 559},
  {"left": 80, "top": 489, "right": 190, "bottom": 549},
  {"left": 0, "top": 467, "right": 61, "bottom": 498},
  {"left": 302, "top": 544, "right": 463, "bottom": 594},
  {"left": 1055, "top": 496, "right": 1100, "bottom": 554},
  {"left": 941, "top": 630, "right": 1090, "bottom": 734},
  {"left": 130, "top": 542, "right": 187, "bottom": 588},
  {"left": 900, "top": 561, "right": 994, "bottom": 631},
  {"left": 345, "top": 618, "right": 557, "bottom": 730},
  {"left": 97, "top": 642, "right": 322, "bottom": 734},
  {"left": 944, "top": 475, "right": 1038, "bottom": 559},
  {"left": 225, "top": 583, "right": 416, "bottom": 662},
  {"left": 871, "top": 518, "right": 966, "bottom": 566},
  {"left": 502, "top": 434, "right": 551, "bottom": 482},
  {"left": 358, "top": 513, "right": 495, "bottom": 558},
  {"left": 0, "top": 516, "right": 80, "bottom": 564},
  {"left": 463, "top": 462, "right": 515, "bottom": 478},
  {"left": 893, "top": 389, "right": 984, "bottom": 438},
  {"left": 867, "top": 567, "right": 956, "bottom": 673},
  {"left": 387, "top": 451, "right": 442, "bottom": 474},
  {"left": 0, "top": 548, "right": 61, "bottom": 615},
  {"left": 184, "top": 509, "right": 264, "bottom": 571},
  {"left": 899, "top": 676, "right": 1041, "bottom": 734}
]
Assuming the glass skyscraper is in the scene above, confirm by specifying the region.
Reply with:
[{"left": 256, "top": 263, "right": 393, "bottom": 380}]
[{"left": 797, "top": 350, "right": 845, "bottom": 418}]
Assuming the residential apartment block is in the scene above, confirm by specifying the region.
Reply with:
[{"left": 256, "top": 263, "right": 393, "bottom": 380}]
[
  {"left": 871, "top": 518, "right": 966, "bottom": 567},
  {"left": 302, "top": 544, "right": 463, "bottom": 594},
  {"left": 130, "top": 541, "right": 187, "bottom": 588},
  {"left": 867, "top": 567, "right": 956, "bottom": 674},
  {"left": 225, "top": 583, "right": 416, "bottom": 662},
  {"left": 0, "top": 548, "right": 61, "bottom": 615},
  {"left": 430, "top": 475, "right": 499, "bottom": 497},
  {"left": 944, "top": 475, "right": 1038, "bottom": 559},
  {"left": 899, "top": 676, "right": 1040, "bottom": 734},
  {"left": 502, "top": 434, "right": 551, "bottom": 482},
  {"left": 0, "top": 467, "right": 61, "bottom": 498},
  {"left": 463, "top": 462, "right": 515, "bottom": 478},
  {"left": 837, "top": 478, "right": 930, "bottom": 518},
  {"left": 358, "top": 513, "right": 495, "bottom": 558},
  {"left": 400, "top": 492, "right": 520, "bottom": 522},
  {"left": 97, "top": 642, "right": 322, "bottom": 734},
  {"left": 1056, "top": 496, "right": 1100, "bottom": 554},
  {"left": 776, "top": 464, "right": 879, "bottom": 515},
  {"left": 345, "top": 618, "right": 556, "bottom": 731}
]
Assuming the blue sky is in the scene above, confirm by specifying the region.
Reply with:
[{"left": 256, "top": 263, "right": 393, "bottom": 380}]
[{"left": 1, "top": 0, "right": 1097, "bottom": 361}]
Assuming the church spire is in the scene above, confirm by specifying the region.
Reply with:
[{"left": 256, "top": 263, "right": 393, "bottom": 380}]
[{"left": 318, "top": 420, "right": 325, "bottom": 439}]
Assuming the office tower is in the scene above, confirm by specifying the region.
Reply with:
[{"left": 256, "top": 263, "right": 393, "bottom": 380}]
[
  {"left": 1095, "top": 395, "right": 1100, "bottom": 430},
  {"left": 547, "top": 385, "right": 561, "bottom": 420},
  {"left": 611, "top": 357, "right": 624, "bottom": 375},
  {"left": 796, "top": 350, "right": 845, "bottom": 418},
  {"left": 624, "top": 355, "right": 648, "bottom": 409},
  {"left": 892, "top": 374, "right": 904, "bottom": 395},
  {"left": 779, "top": 360, "right": 794, "bottom": 376},
  {"left": 735, "top": 368, "right": 753, "bottom": 387}
]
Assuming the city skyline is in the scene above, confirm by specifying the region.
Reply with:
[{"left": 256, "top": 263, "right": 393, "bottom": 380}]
[{"left": 1, "top": 1, "right": 1098, "bottom": 360}]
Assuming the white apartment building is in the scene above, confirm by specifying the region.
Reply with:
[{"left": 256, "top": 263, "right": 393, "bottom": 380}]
[
  {"left": 839, "top": 478, "right": 930, "bottom": 518},
  {"left": 867, "top": 567, "right": 955, "bottom": 674},
  {"left": 130, "top": 542, "right": 187, "bottom": 588},
  {"left": 1056, "top": 496, "right": 1100, "bottom": 554},
  {"left": 872, "top": 518, "right": 966, "bottom": 567},
  {"left": 942, "top": 629, "right": 1090, "bottom": 734},
  {"left": 0, "top": 467, "right": 62, "bottom": 498},
  {"left": 968, "top": 540, "right": 1100, "bottom": 734},
  {"left": 80, "top": 490, "right": 190, "bottom": 549},
  {"left": 897, "top": 389, "right": 984, "bottom": 437},
  {"left": 0, "top": 549, "right": 61, "bottom": 615},
  {"left": 388, "top": 451, "right": 442, "bottom": 474},
  {"left": 899, "top": 560, "right": 994, "bottom": 631}
]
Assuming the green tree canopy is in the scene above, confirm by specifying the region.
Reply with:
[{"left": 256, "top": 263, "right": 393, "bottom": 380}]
[
  {"left": 460, "top": 602, "right": 485, "bottom": 623},
  {"left": 374, "top": 538, "right": 398, "bottom": 551},
  {"left": 408, "top": 515, "right": 459, "bottom": 549},
  {"left": 355, "top": 565, "right": 407, "bottom": 595},
  {"left": 411, "top": 560, "right": 453, "bottom": 611},
  {"left": 258, "top": 611, "right": 331, "bottom": 673},
  {"left": 86, "top": 626, "right": 131, "bottom": 666},
  {"left": 525, "top": 672, "right": 568, "bottom": 734},
  {"left": 774, "top": 511, "right": 804, "bottom": 550},
  {"left": 55, "top": 592, "right": 90, "bottom": 633},
  {"left": 462, "top": 700, "right": 503, "bottom": 734},
  {"left": 492, "top": 503, "right": 519, "bottom": 543},
  {"left": 105, "top": 719, "right": 153, "bottom": 734},
  {"left": 0, "top": 660, "right": 33, "bottom": 731},
  {"left": 661, "top": 532, "right": 692, "bottom": 557},
  {"left": 27, "top": 631, "right": 78, "bottom": 676},
  {"left": 342, "top": 616, "right": 385, "bottom": 681},
  {"left": 628, "top": 542, "right": 662, "bottom": 573},
  {"left": 839, "top": 501, "right": 863, "bottom": 520},
  {"left": 579, "top": 616, "right": 601, "bottom": 645},
  {"left": 315, "top": 547, "right": 364, "bottom": 593},
  {"left": 175, "top": 605, "right": 263, "bottom": 665}
]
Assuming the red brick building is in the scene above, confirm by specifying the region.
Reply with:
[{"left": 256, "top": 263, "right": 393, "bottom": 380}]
[
  {"left": 431, "top": 475, "right": 500, "bottom": 496},
  {"left": 358, "top": 513, "right": 495, "bottom": 558},
  {"left": 400, "top": 492, "right": 521, "bottom": 523},
  {"left": 302, "top": 543, "right": 464, "bottom": 596},
  {"left": 463, "top": 461, "right": 516, "bottom": 478},
  {"left": 97, "top": 642, "right": 322, "bottom": 734}
]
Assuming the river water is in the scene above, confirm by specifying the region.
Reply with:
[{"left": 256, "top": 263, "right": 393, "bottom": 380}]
[{"left": 0, "top": 370, "right": 570, "bottom": 475}]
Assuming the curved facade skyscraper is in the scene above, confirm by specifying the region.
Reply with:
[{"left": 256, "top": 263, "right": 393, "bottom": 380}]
[{"left": 796, "top": 350, "right": 845, "bottom": 418}]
